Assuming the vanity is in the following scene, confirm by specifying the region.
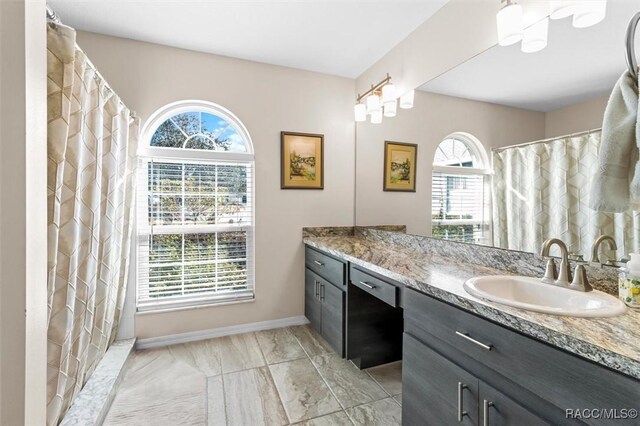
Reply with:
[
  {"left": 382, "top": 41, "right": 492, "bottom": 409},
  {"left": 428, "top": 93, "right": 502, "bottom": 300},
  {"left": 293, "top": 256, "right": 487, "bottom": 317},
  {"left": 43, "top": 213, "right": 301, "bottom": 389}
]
[{"left": 303, "top": 230, "right": 640, "bottom": 425}]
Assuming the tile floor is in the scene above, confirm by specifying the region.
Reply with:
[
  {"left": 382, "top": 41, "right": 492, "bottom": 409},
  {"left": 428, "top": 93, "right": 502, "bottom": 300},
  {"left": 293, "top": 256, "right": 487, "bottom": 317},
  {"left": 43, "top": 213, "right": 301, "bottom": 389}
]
[{"left": 105, "top": 325, "right": 402, "bottom": 426}]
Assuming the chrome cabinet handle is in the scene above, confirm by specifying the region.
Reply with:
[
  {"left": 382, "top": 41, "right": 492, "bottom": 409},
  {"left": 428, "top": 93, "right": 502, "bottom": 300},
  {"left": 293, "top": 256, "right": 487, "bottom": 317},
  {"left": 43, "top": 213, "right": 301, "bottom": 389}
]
[
  {"left": 359, "top": 281, "right": 375, "bottom": 289},
  {"left": 313, "top": 260, "right": 324, "bottom": 266},
  {"left": 314, "top": 280, "right": 319, "bottom": 298},
  {"left": 455, "top": 331, "right": 493, "bottom": 351},
  {"left": 483, "top": 400, "right": 494, "bottom": 426},
  {"left": 457, "top": 382, "right": 468, "bottom": 422},
  {"left": 320, "top": 283, "right": 325, "bottom": 301}
]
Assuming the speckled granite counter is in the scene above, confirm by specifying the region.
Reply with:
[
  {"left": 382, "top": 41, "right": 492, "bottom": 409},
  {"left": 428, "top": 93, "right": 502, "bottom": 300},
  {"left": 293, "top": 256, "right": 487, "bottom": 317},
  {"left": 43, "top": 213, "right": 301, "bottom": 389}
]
[{"left": 304, "top": 236, "right": 640, "bottom": 380}]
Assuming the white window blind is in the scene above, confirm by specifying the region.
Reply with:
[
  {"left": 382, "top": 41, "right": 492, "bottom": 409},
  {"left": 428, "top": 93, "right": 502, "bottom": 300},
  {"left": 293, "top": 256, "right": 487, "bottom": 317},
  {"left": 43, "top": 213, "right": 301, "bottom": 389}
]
[
  {"left": 137, "top": 105, "right": 254, "bottom": 311},
  {"left": 431, "top": 171, "right": 488, "bottom": 244},
  {"left": 137, "top": 159, "right": 254, "bottom": 310}
]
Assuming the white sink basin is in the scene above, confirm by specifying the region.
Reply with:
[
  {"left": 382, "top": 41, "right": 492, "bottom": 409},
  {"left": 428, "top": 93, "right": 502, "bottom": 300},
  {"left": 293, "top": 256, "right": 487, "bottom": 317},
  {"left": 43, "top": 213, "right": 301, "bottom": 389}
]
[{"left": 463, "top": 276, "right": 626, "bottom": 317}]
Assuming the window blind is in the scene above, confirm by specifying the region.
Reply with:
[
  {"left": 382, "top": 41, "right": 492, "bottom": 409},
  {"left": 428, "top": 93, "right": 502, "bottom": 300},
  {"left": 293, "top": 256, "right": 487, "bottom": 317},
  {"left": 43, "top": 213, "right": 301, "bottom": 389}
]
[
  {"left": 431, "top": 171, "right": 488, "bottom": 244},
  {"left": 137, "top": 158, "right": 254, "bottom": 310}
]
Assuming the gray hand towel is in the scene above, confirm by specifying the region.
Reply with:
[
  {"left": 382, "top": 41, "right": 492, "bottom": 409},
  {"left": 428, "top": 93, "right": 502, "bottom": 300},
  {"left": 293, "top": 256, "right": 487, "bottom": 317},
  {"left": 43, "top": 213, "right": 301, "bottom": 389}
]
[{"left": 590, "top": 70, "right": 639, "bottom": 212}]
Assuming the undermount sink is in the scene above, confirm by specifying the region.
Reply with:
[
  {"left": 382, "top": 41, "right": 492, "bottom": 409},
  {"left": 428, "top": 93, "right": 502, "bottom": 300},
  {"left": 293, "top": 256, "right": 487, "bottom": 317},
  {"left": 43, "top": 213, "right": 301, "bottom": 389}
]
[{"left": 463, "top": 276, "right": 626, "bottom": 318}]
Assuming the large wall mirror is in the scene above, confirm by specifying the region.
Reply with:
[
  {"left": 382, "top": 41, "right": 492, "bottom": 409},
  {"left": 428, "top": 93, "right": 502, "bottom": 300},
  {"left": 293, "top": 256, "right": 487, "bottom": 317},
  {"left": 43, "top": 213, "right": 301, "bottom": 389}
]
[{"left": 355, "top": 1, "right": 639, "bottom": 262}]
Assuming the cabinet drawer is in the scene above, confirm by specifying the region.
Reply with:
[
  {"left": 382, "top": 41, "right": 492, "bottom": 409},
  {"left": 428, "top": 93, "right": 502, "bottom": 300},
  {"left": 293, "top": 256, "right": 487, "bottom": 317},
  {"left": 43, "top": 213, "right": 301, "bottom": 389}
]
[
  {"left": 404, "top": 287, "right": 640, "bottom": 423},
  {"left": 350, "top": 266, "right": 398, "bottom": 307},
  {"left": 305, "top": 246, "right": 346, "bottom": 286}
]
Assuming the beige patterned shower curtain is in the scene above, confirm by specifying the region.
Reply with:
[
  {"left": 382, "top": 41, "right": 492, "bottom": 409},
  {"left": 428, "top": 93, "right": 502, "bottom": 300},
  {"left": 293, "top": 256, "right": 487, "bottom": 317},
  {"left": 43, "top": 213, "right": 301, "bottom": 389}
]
[
  {"left": 47, "top": 23, "right": 139, "bottom": 425},
  {"left": 492, "top": 131, "right": 640, "bottom": 259}
]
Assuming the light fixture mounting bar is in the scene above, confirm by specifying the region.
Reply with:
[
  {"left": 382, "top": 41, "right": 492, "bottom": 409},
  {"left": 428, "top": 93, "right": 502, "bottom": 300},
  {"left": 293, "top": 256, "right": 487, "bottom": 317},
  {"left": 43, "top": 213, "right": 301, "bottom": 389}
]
[{"left": 356, "top": 73, "right": 392, "bottom": 103}]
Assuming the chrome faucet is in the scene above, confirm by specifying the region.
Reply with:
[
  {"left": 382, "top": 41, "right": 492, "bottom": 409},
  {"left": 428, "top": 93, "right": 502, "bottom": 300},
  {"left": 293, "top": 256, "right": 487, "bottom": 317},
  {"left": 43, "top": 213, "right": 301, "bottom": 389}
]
[
  {"left": 590, "top": 235, "right": 618, "bottom": 266},
  {"left": 540, "top": 238, "right": 592, "bottom": 292}
]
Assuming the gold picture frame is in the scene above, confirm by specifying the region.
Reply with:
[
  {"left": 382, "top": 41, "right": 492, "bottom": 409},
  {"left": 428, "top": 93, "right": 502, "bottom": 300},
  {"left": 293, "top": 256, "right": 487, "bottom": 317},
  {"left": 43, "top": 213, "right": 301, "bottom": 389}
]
[
  {"left": 281, "top": 131, "right": 324, "bottom": 189},
  {"left": 384, "top": 141, "right": 417, "bottom": 192}
]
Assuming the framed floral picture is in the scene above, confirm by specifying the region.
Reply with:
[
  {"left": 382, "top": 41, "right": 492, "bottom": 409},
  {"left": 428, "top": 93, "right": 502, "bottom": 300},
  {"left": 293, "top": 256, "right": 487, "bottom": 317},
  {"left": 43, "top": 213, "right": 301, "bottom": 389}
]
[
  {"left": 281, "top": 131, "right": 324, "bottom": 189},
  {"left": 384, "top": 141, "right": 417, "bottom": 192}
]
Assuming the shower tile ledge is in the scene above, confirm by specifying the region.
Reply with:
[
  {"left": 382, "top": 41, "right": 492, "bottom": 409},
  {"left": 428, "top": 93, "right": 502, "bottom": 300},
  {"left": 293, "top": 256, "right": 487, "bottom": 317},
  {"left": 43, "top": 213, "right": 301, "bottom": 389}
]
[
  {"left": 60, "top": 338, "right": 136, "bottom": 426},
  {"left": 304, "top": 236, "right": 640, "bottom": 380}
]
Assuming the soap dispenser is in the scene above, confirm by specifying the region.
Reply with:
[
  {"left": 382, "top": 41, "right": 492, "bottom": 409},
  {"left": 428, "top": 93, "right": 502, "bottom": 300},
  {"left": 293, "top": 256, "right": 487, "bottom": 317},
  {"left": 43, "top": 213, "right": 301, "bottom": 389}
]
[{"left": 619, "top": 253, "right": 640, "bottom": 308}]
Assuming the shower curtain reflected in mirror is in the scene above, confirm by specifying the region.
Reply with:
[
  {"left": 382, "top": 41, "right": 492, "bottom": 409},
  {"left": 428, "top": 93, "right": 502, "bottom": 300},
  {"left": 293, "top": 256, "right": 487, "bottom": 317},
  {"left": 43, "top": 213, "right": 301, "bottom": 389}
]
[
  {"left": 47, "top": 22, "right": 139, "bottom": 425},
  {"left": 492, "top": 131, "right": 640, "bottom": 260}
]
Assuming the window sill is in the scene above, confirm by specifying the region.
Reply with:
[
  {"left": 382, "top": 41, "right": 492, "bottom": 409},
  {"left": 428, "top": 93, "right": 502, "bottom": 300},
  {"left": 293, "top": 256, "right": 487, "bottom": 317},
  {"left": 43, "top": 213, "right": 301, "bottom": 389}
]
[{"left": 136, "top": 293, "right": 255, "bottom": 315}]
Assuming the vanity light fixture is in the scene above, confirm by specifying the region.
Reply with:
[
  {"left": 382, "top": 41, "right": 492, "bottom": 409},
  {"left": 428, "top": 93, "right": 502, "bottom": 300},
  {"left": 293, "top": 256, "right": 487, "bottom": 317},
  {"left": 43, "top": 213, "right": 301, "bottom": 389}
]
[
  {"left": 550, "top": 1, "right": 577, "bottom": 20},
  {"left": 496, "top": 0, "right": 524, "bottom": 46},
  {"left": 573, "top": 0, "right": 607, "bottom": 28},
  {"left": 522, "top": 17, "right": 549, "bottom": 53},
  {"left": 399, "top": 90, "right": 415, "bottom": 109},
  {"left": 355, "top": 74, "right": 412, "bottom": 123}
]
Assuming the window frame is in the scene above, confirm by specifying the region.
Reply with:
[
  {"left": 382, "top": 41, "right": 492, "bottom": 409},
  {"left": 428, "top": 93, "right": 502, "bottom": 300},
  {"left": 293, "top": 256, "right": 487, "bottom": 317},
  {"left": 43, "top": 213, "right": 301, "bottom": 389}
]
[
  {"left": 431, "top": 132, "right": 492, "bottom": 244},
  {"left": 136, "top": 100, "right": 255, "bottom": 312}
]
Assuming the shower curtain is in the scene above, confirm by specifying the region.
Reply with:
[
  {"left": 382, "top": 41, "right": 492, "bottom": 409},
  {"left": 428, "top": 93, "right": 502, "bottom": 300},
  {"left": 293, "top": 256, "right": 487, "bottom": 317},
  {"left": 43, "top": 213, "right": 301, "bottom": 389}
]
[
  {"left": 47, "top": 23, "right": 139, "bottom": 425},
  {"left": 492, "top": 131, "right": 640, "bottom": 259}
]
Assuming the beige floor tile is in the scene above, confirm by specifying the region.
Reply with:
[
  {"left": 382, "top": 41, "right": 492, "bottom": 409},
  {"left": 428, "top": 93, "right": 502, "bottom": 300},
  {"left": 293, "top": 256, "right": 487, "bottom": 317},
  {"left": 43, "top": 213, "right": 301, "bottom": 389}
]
[
  {"left": 169, "top": 339, "right": 222, "bottom": 377},
  {"left": 207, "top": 375, "right": 226, "bottom": 426},
  {"left": 288, "top": 325, "right": 332, "bottom": 357},
  {"left": 269, "top": 358, "right": 341, "bottom": 423},
  {"left": 223, "top": 366, "right": 288, "bottom": 426},
  {"left": 255, "top": 327, "right": 307, "bottom": 364},
  {"left": 218, "top": 332, "right": 265, "bottom": 373},
  {"left": 394, "top": 393, "right": 402, "bottom": 406},
  {"left": 346, "top": 398, "right": 402, "bottom": 426},
  {"left": 366, "top": 361, "right": 402, "bottom": 396},
  {"left": 312, "top": 353, "right": 387, "bottom": 409},
  {"left": 294, "top": 410, "right": 353, "bottom": 426},
  {"left": 105, "top": 348, "right": 206, "bottom": 425}
]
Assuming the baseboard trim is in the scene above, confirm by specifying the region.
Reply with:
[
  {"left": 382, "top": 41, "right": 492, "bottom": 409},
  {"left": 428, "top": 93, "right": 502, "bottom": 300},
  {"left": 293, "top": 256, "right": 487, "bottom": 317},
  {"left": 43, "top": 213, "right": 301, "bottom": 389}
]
[{"left": 136, "top": 315, "right": 309, "bottom": 350}]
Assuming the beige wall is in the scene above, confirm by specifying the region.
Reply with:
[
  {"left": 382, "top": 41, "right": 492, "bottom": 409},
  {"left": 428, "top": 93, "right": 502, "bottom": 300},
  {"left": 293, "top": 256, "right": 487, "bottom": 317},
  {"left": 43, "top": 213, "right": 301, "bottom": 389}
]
[
  {"left": 355, "top": 91, "right": 545, "bottom": 236},
  {"left": 76, "top": 32, "right": 356, "bottom": 339},
  {"left": 545, "top": 95, "right": 608, "bottom": 139},
  {"left": 0, "top": 0, "right": 48, "bottom": 424}
]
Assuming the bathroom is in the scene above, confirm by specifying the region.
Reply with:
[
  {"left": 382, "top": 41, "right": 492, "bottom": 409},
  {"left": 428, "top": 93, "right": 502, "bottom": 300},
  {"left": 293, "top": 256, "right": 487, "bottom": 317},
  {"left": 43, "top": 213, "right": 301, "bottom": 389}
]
[{"left": 1, "top": 0, "right": 639, "bottom": 424}]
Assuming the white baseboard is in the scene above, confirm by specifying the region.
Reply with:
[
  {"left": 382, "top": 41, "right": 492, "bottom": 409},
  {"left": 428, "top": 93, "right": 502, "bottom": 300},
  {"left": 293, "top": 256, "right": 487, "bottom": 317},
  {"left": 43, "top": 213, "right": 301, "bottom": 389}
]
[{"left": 136, "top": 315, "right": 309, "bottom": 350}]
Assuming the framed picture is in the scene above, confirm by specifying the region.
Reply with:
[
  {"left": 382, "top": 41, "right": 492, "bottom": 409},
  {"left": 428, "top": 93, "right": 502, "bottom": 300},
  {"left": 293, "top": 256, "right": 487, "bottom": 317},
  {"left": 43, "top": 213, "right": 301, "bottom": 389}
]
[
  {"left": 281, "top": 131, "right": 324, "bottom": 189},
  {"left": 384, "top": 141, "right": 417, "bottom": 192}
]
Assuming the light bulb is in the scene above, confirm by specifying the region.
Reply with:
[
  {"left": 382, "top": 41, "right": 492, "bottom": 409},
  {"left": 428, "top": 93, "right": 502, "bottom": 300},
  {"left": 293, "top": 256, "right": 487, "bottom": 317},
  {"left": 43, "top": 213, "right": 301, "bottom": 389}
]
[
  {"left": 366, "top": 94, "right": 381, "bottom": 114},
  {"left": 383, "top": 100, "right": 397, "bottom": 117},
  {"left": 381, "top": 83, "right": 396, "bottom": 104},
  {"left": 573, "top": 1, "right": 607, "bottom": 28},
  {"left": 496, "top": 0, "right": 523, "bottom": 46},
  {"left": 354, "top": 103, "right": 366, "bottom": 122},
  {"left": 399, "top": 90, "right": 415, "bottom": 109},
  {"left": 370, "top": 109, "right": 382, "bottom": 124},
  {"left": 522, "top": 17, "right": 549, "bottom": 53},
  {"left": 550, "top": 1, "right": 577, "bottom": 20}
]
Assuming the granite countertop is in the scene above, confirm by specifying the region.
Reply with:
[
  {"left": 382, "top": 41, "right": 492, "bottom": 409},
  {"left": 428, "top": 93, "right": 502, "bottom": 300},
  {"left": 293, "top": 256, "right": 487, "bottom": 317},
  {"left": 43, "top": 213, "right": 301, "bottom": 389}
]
[{"left": 303, "top": 236, "right": 640, "bottom": 380}]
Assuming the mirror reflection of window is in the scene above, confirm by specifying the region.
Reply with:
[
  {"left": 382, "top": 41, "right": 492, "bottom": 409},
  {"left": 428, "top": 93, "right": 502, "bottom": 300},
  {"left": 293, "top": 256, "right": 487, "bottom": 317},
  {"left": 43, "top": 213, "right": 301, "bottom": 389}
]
[{"left": 431, "top": 133, "right": 491, "bottom": 245}]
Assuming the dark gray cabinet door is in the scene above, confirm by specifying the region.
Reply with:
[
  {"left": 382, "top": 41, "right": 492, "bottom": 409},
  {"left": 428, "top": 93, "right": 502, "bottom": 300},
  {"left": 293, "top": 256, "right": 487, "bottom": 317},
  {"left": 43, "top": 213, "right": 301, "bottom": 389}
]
[
  {"left": 479, "top": 382, "right": 548, "bottom": 426},
  {"left": 403, "top": 333, "right": 479, "bottom": 426},
  {"left": 304, "top": 268, "right": 322, "bottom": 332},
  {"left": 320, "top": 281, "right": 344, "bottom": 357}
]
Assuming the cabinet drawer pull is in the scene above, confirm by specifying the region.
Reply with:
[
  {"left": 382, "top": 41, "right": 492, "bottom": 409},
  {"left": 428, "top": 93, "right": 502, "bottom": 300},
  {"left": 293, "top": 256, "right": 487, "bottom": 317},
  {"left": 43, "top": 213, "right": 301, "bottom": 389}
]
[
  {"left": 313, "top": 260, "right": 324, "bottom": 266},
  {"left": 314, "top": 280, "right": 319, "bottom": 298},
  {"left": 455, "top": 331, "right": 493, "bottom": 351},
  {"left": 483, "top": 400, "right": 494, "bottom": 426},
  {"left": 320, "top": 283, "right": 325, "bottom": 301},
  {"left": 457, "top": 382, "right": 468, "bottom": 422},
  {"left": 359, "top": 281, "right": 375, "bottom": 289}
]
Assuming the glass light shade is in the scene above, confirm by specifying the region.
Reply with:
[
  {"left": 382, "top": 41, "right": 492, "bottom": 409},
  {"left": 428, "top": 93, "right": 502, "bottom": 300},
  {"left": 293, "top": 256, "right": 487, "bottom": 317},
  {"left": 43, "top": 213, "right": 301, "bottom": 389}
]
[
  {"left": 521, "top": 17, "right": 549, "bottom": 53},
  {"left": 573, "top": 1, "right": 606, "bottom": 28},
  {"left": 381, "top": 83, "right": 396, "bottom": 104},
  {"left": 399, "top": 90, "right": 415, "bottom": 109},
  {"left": 383, "top": 100, "right": 397, "bottom": 117},
  {"left": 370, "top": 109, "right": 383, "bottom": 124},
  {"left": 550, "top": 1, "right": 576, "bottom": 20},
  {"left": 496, "top": 1, "right": 523, "bottom": 46},
  {"left": 354, "top": 103, "right": 366, "bottom": 122},
  {"left": 366, "top": 94, "right": 381, "bottom": 114}
]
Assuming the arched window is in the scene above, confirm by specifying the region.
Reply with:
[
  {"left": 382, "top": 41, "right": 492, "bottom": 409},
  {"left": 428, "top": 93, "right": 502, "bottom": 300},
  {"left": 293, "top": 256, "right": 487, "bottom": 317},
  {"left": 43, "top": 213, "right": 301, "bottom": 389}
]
[
  {"left": 431, "top": 133, "right": 491, "bottom": 244},
  {"left": 137, "top": 101, "right": 254, "bottom": 311}
]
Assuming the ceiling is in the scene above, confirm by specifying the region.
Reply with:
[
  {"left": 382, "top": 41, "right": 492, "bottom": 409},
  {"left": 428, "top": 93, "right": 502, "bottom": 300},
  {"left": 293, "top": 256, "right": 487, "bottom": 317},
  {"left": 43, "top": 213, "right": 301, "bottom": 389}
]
[
  {"left": 48, "top": 0, "right": 448, "bottom": 78},
  {"left": 420, "top": 1, "right": 640, "bottom": 112}
]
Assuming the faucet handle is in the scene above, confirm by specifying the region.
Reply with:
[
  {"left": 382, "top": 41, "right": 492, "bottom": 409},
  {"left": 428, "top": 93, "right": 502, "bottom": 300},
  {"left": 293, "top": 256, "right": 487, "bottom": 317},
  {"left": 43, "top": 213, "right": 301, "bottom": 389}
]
[
  {"left": 542, "top": 258, "right": 558, "bottom": 284},
  {"left": 569, "top": 264, "right": 593, "bottom": 292}
]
